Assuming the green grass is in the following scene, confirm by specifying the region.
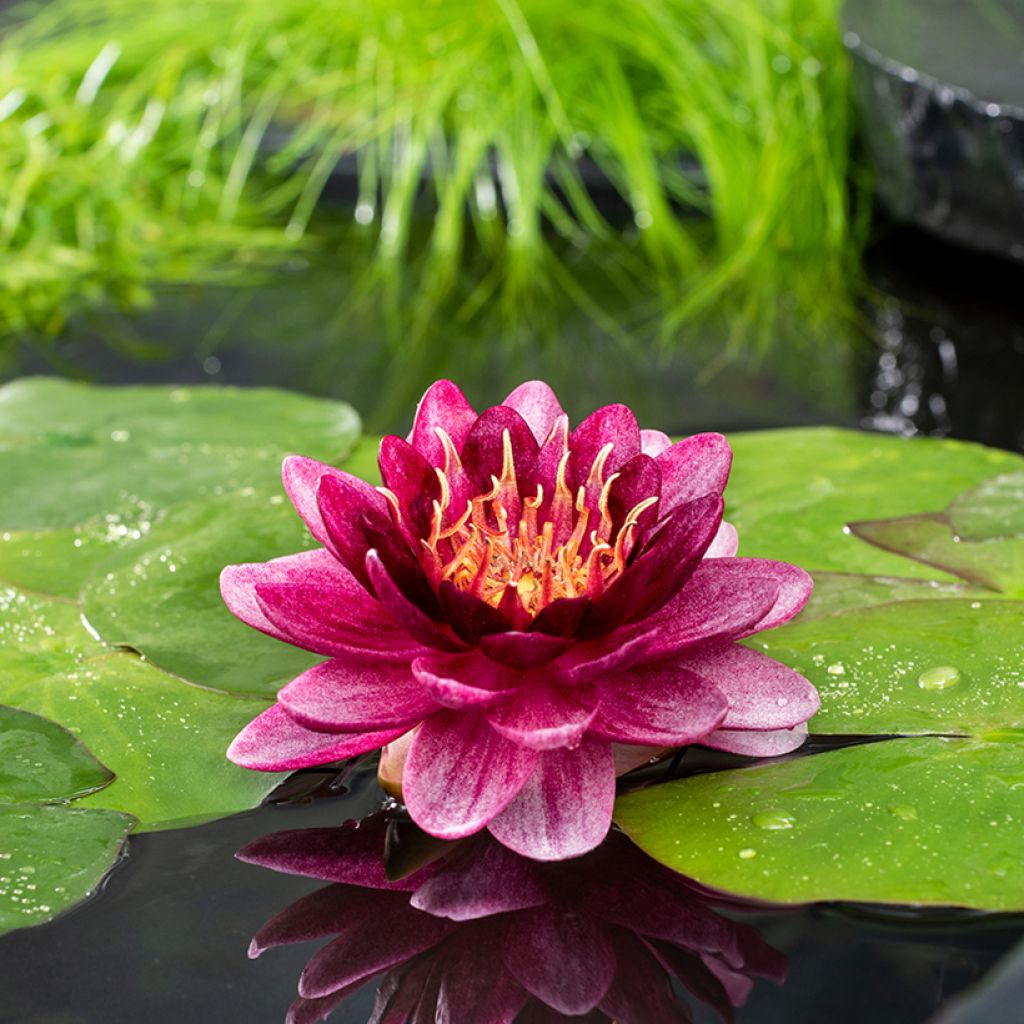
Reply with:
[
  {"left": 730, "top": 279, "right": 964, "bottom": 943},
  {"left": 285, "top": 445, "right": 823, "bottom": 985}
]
[{"left": 0, "top": 0, "right": 861, "bottom": 355}]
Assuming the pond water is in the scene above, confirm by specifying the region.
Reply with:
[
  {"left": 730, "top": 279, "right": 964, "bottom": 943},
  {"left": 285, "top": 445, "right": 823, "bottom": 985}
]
[
  {"left": 2, "top": 762, "right": 1023, "bottom": 1024},
  {"left": 1, "top": 177, "right": 1023, "bottom": 1023}
]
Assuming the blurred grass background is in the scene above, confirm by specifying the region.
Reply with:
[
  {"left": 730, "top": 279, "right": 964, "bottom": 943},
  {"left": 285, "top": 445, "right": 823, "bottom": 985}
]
[{"left": 0, "top": 0, "right": 863, "bottom": 376}]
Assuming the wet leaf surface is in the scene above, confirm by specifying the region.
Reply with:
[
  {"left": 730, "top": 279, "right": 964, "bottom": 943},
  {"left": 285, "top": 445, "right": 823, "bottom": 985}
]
[
  {"left": 619, "top": 432, "right": 1024, "bottom": 909},
  {"left": 0, "top": 705, "right": 133, "bottom": 937}
]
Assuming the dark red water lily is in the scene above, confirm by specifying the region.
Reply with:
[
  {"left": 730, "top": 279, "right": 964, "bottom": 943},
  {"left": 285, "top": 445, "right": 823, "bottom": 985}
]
[
  {"left": 223, "top": 381, "right": 817, "bottom": 860},
  {"left": 238, "top": 814, "right": 787, "bottom": 1024}
]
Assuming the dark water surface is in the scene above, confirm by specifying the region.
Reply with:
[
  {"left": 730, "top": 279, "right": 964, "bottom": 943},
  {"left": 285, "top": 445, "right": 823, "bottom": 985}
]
[{"left": 1, "top": 765, "right": 1022, "bottom": 1024}]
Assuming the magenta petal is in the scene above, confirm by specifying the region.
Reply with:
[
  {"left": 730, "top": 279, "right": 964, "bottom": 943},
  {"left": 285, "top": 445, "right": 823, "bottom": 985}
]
[
  {"left": 404, "top": 711, "right": 540, "bottom": 839},
  {"left": 299, "top": 905, "right": 455, "bottom": 999},
  {"left": 366, "top": 551, "right": 463, "bottom": 652},
  {"left": 435, "top": 931, "right": 532, "bottom": 1023},
  {"left": 278, "top": 656, "right": 435, "bottom": 731},
  {"left": 408, "top": 379, "right": 478, "bottom": 467},
  {"left": 656, "top": 433, "right": 732, "bottom": 511},
  {"left": 607, "top": 454, "right": 660, "bottom": 534},
  {"left": 410, "top": 840, "right": 547, "bottom": 920},
  {"left": 378, "top": 435, "right": 440, "bottom": 540},
  {"left": 587, "top": 494, "right": 724, "bottom": 632},
  {"left": 254, "top": 582, "right": 420, "bottom": 658},
  {"left": 564, "top": 633, "right": 657, "bottom": 685},
  {"left": 282, "top": 456, "right": 378, "bottom": 554},
  {"left": 460, "top": 405, "right": 539, "bottom": 491},
  {"left": 706, "top": 520, "right": 739, "bottom": 558},
  {"left": 314, "top": 470, "right": 391, "bottom": 586},
  {"left": 250, "top": 884, "right": 405, "bottom": 956},
  {"left": 487, "top": 684, "right": 599, "bottom": 752},
  {"left": 479, "top": 631, "right": 572, "bottom": 669},
  {"left": 227, "top": 705, "right": 404, "bottom": 771},
  {"left": 221, "top": 549, "right": 388, "bottom": 648},
  {"left": 237, "top": 819, "right": 429, "bottom": 891},
  {"left": 685, "top": 644, "right": 819, "bottom": 730},
  {"left": 641, "top": 429, "right": 673, "bottom": 457},
  {"left": 412, "top": 653, "right": 520, "bottom": 710},
  {"left": 488, "top": 737, "right": 615, "bottom": 860},
  {"left": 502, "top": 905, "right": 616, "bottom": 1014},
  {"left": 678, "top": 557, "right": 813, "bottom": 634},
  {"left": 530, "top": 596, "right": 591, "bottom": 638},
  {"left": 568, "top": 404, "right": 641, "bottom": 485},
  {"left": 636, "top": 561, "right": 782, "bottom": 655},
  {"left": 439, "top": 581, "right": 513, "bottom": 643},
  {"left": 701, "top": 723, "right": 809, "bottom": 756},
  {"left": 502, "top": 381, "right": 566, "bottom": 444},
  {"left": 599, "top": 931, "right": 690, "bottom": 1024},
  {"left": 590, "top": 667, "right": 728, "bottom": 746}
]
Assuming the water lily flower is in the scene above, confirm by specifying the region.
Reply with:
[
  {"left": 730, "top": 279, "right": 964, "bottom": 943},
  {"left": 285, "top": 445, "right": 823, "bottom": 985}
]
[
  {"left": 223, "top": 381, "right": 817, "bottom": 861},
  {"left": 238, "top": 812, "right": 786, "bottom": 1024}
]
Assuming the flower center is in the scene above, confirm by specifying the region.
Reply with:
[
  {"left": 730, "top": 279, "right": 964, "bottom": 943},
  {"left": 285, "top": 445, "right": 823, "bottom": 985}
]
[{"left": 398, "top": 427, "right": 657, "bottom": 619}]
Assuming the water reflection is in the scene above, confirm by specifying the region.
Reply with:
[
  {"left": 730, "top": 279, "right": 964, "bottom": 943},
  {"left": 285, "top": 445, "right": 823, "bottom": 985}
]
[{"left": 238, "top": 812, "right": 785, "bottom": 1024}]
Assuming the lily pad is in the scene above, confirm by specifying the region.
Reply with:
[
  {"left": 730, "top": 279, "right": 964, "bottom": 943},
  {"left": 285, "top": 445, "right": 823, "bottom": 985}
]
[
  {"left": 615, "top": 736, "right": 1024, "bottom": 909},
  {"left": 0, "top": 704, "right": 113, "bottom": 803},
  {"left": 618, "top": 443, "right": 1024, "bottom": 910},
  {"left": 0, "top": 378, "right": 360, "bottom": 531},
  {"left": 726, "top": 428, "right": 1022, "bottom": 579},
  {"left": 0, "top": 705, "right": 134, "bottom": 937},
  {"left": 79, "top": 490, "right": 322, "bottom": 697}
]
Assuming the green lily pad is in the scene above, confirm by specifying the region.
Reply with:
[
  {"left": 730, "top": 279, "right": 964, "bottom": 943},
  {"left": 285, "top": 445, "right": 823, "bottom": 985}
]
[
  {"left": 949, "top": 472, "right": 1024, "bottom": 541},
  {"left": 619, "top": 440, "right": 1024, "bottom": 910},
  {"left": 0, "top": 704, "right": 113, "bottom": 804},
  {"left": 0, "top": 804, "right": 134, "bottom": 936},
  {"left": 0, "top": 585, "right": 283, "bottom": 828},
  {"left": 726, "top": 429, "right": 1023, "bottom": 579},
  {"left": 615, "top": 736, "right": 1024, "bottom": 909},
  {"left": 0, "top": 378, "right": 360, "bottom": 531},
  {"left": 0, "top": 705, "right": 134, "bottom": 937}
]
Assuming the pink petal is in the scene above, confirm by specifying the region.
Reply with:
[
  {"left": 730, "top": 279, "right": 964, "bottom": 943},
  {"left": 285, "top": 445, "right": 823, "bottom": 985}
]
[
  {"left": 487, "top": 737, "right": 615, "bottom": 860},
  {"left": 282, "top": 455, "right": 378, "bottom": 555},
  {"left": 590, "top": 667, "right": 728, "bottom": 746},
  {"left": 598, "top": 930, "right": 690, "bottom": 1024},
  {"left": 701, "top": 723, "right": 809, "bottom": 757},
  {"left": 412, "top": 652, "right": 520, "bottom": 710},
  {"left": 220, "top": 549, "right": 389, "bottom": 648},
  {"left": 502, "top": 381, "right": 566, "bottom": 444},
  {"left": 250, "top": 884, "right": 401, "bottom": 956},
  {"left": 435, "top": 932, "right": 531, "bottom": 1023},
  {"left": 634, "top": 562, "right": 782, "bottom": 656},
  {"left": 278, "top": 655, "right": 435, "bottom": 731},
  {"left": 377, "top": 435, "right": 440, "bottom": 542},
  {"left": 606, "top": 453, "right": 660, "bottom": 535},
  {"left": 486, "top": 684, "right": 599, "bottom": 752},
  {"left": 460, "top": 405, "right": 538, "bottom": 493},
  {"left": 410, "top": 839, "right": 547, "bottom": 920},
  {"left": 314, "top": 469, "right": 391, "bottom": 586},
  {"left": 568, "top": 404, "right": 641, "bottom": 486},
  {"left": 299, "top": 904, "right": 454, "bottom": 999},
  {"left": 438, "top": 581, "right": 513, "bottom": 644},
  {"left": 478, "top": 631, "right": 572, "bottom": 669},
  {"left": 643, "top": 557, "right": 812, "bottom": 642},
  {"left": 253, "top": 581, "right": 420, "bottom": 658},
  {"left": 684, "top": 644, "right": 819, "bottom": 730},
  {"left": 403, "top": 711, "right": 540, "bottom": 840},
  {"left": 587, "top": 494, "right": 724, "bottom": 632},
  {"left": 641, "top": 429, "right": 673, "bottom": 457},
  {"left": 236, "top": 818, "right": 427, "bottom": 890},
  {"left": 706, "top": 520, "right": 739, "bottom": 558},
  {"left": 502, "top": 905, "right": 616, "bottom": 1014},
  {"left": 366, "top": 551, "right": 463, "bottom": 652},
  {"left": 656, "top": 433, "right": 732, "bottom": 512},
  {"left": 227, "top": 705, "right": 403, "bottom": 772},
  {"left": 408, "top": 380, "right": 478, "bottom": 467}
]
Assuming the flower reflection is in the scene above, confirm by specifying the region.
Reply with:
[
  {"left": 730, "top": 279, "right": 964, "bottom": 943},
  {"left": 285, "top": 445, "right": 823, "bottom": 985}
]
[{"left": 239, "top": 813, "right": 785, "bottom": 1023}]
